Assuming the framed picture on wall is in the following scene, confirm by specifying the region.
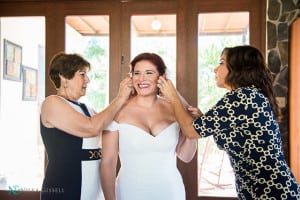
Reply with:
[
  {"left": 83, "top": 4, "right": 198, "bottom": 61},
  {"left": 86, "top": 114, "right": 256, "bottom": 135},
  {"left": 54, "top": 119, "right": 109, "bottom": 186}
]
[
  {"left": 22, "top": 66, "right": 38, "bottom": 101},
  {"left": 3, "top": 39, "right": 22, "bottom": 81}
]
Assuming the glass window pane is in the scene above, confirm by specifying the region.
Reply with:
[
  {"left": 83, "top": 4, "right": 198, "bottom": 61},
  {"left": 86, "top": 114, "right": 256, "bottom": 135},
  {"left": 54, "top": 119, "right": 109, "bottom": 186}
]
[
  {"left": 197, "top": 12, "right": 249, "bottom": 198},
  {"left": 0, "top": 17, "right": 45, "bottom": 191},
  {"left": 131, "top": 14, "right": 176, "bottom": 83},
  {"left": 66, "top": 15, "right": 110, "bottom": 110}
]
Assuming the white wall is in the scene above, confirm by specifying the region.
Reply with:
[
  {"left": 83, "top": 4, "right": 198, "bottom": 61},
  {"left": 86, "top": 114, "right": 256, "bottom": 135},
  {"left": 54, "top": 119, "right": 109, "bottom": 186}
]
[{"left": 0, "top": 17, "right": 45, "bottom": 189}]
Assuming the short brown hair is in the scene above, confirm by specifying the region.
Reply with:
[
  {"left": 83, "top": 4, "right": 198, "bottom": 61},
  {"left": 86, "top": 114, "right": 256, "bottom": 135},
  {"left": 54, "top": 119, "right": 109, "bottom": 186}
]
[{"left": 49, "top": 52, "right": 90, "bottom": 89}]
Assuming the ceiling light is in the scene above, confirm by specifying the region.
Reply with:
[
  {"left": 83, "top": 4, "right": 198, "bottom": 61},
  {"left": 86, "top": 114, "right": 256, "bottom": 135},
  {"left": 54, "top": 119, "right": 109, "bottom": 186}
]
[{"left": 151, "top": 19, "right": 161, "bottom": 31}]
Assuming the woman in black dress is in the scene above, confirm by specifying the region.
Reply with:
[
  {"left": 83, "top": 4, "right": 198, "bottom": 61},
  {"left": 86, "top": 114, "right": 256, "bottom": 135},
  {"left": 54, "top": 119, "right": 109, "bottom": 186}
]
[{"left": 40, "top": 52, "right": 132, "bottom": 200}]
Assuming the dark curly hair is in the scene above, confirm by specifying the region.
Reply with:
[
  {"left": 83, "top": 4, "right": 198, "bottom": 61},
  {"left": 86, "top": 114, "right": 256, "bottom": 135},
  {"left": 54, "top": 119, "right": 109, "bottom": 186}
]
[{"left": 223, "top": 45, "right": 280, "bottom": 119}]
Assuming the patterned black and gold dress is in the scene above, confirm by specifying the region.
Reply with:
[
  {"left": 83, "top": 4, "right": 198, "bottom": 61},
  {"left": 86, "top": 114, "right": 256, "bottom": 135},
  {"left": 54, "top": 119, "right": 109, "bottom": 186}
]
[
  {"left": 40, "top": 96, "right": 104, "bottom": 200},
  {"left": 193, "top": 86, "right": 300, "bottom": 200}
]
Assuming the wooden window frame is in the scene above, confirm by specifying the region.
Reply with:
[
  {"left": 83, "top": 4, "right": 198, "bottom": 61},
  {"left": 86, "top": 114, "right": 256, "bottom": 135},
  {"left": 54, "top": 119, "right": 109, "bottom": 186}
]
[{"left": 0, "top": 1, "right": 266, "bottom": 199}]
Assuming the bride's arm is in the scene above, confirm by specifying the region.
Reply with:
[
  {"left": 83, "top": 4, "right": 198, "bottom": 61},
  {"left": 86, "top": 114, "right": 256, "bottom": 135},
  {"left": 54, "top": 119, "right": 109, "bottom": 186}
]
[{"left": 100, "top": 130, "right": 119, "bottom": 200}]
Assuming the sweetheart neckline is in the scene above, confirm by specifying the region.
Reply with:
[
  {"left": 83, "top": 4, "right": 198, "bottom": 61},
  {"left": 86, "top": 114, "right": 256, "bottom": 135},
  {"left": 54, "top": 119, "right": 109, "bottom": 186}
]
[{"left": 117, "top": 121, "right": 178, "bottom": 138}]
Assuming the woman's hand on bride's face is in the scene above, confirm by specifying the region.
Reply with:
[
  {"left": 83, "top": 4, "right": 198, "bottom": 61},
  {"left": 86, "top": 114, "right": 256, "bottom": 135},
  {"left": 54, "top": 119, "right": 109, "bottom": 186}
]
[{"left": 157, "top": 76, "right": 177, "bottom": 103}]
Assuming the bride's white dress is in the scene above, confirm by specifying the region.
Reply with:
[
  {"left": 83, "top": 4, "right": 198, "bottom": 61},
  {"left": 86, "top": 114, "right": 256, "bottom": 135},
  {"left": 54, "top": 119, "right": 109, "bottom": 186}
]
[{"left": 105, "top": 121, "right": 186, "bottom": 200}]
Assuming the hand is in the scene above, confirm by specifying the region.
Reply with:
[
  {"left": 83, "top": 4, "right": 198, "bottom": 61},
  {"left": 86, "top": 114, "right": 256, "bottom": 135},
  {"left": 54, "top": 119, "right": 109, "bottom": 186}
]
[
  {"left": 187, "top": 106, "right": 202, "bottom": 118},
  {"left": 157, "top": 76, "right": 178, "bottom": 103},
  {"left": 117, "top": 76, "right": 133, "bottom": 101}
]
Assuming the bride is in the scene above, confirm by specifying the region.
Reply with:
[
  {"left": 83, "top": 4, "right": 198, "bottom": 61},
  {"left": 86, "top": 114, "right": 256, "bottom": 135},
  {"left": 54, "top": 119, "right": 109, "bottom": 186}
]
[{"left": 100, "top": 52, "right": 199, "bottom": 200}]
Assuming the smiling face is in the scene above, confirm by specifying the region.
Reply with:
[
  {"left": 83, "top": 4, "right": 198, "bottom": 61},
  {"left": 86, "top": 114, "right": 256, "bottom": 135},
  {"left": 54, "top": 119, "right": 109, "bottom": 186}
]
[{"left": 132, "top": 60, "right": 160, "bottom": 96}]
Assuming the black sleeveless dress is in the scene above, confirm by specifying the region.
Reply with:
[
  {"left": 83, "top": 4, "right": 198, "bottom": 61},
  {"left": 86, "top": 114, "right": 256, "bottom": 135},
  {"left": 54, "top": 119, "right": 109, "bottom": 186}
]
[{"left": 40, "top": 96, "right": 103, "bottom": 200}]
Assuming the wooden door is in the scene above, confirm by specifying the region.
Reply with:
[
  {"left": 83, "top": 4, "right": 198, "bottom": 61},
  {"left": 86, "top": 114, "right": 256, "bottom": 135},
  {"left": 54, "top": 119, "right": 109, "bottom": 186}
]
[{"left": 289, "top": 17, "right": 300, "bottom": 183}]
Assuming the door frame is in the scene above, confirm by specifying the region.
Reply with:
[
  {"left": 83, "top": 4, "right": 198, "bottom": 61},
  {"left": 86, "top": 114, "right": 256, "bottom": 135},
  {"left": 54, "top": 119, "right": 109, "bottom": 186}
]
[{"left": 176, "top": 0, "right": 266, "bottom": 199}]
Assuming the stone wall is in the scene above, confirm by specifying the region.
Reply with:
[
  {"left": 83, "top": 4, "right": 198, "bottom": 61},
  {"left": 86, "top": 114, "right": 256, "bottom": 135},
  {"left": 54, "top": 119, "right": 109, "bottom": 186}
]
[{"left": 267, "top": 0, "right": 300, "bottom": 162}]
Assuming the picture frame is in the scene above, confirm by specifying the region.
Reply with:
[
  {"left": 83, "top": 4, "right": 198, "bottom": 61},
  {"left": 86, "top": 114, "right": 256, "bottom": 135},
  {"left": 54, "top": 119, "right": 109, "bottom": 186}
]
[
  {"left": 22, "top": 66, "right": 38, "bottom": 101},
  {"left": 3, "top": 39, "right": 22, "bottom": 81}
]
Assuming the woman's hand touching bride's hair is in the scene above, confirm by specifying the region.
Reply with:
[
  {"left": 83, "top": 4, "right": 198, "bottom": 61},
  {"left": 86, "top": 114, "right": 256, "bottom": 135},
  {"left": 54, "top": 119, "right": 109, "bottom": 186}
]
[{"left": 157, "top": 76, "right": 202, "bottom": 118}]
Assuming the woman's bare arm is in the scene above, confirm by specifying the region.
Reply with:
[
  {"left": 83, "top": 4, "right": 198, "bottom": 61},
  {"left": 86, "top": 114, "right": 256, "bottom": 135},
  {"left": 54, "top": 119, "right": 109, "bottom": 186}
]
[
  {"left": 100, "top": 130, "right": 119, "bottom": 200},
  {"left": 41, "top": 77, "right": 132, "bottom": 138},
  {"left": 158, "top": 77, "right": 201, "bottom": 139}
]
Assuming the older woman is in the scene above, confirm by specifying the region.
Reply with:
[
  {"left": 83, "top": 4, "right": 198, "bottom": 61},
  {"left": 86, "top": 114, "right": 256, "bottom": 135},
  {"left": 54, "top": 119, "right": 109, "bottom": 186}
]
[{"left": 40, "top": 52, "right": 132, "bottom": 200}]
